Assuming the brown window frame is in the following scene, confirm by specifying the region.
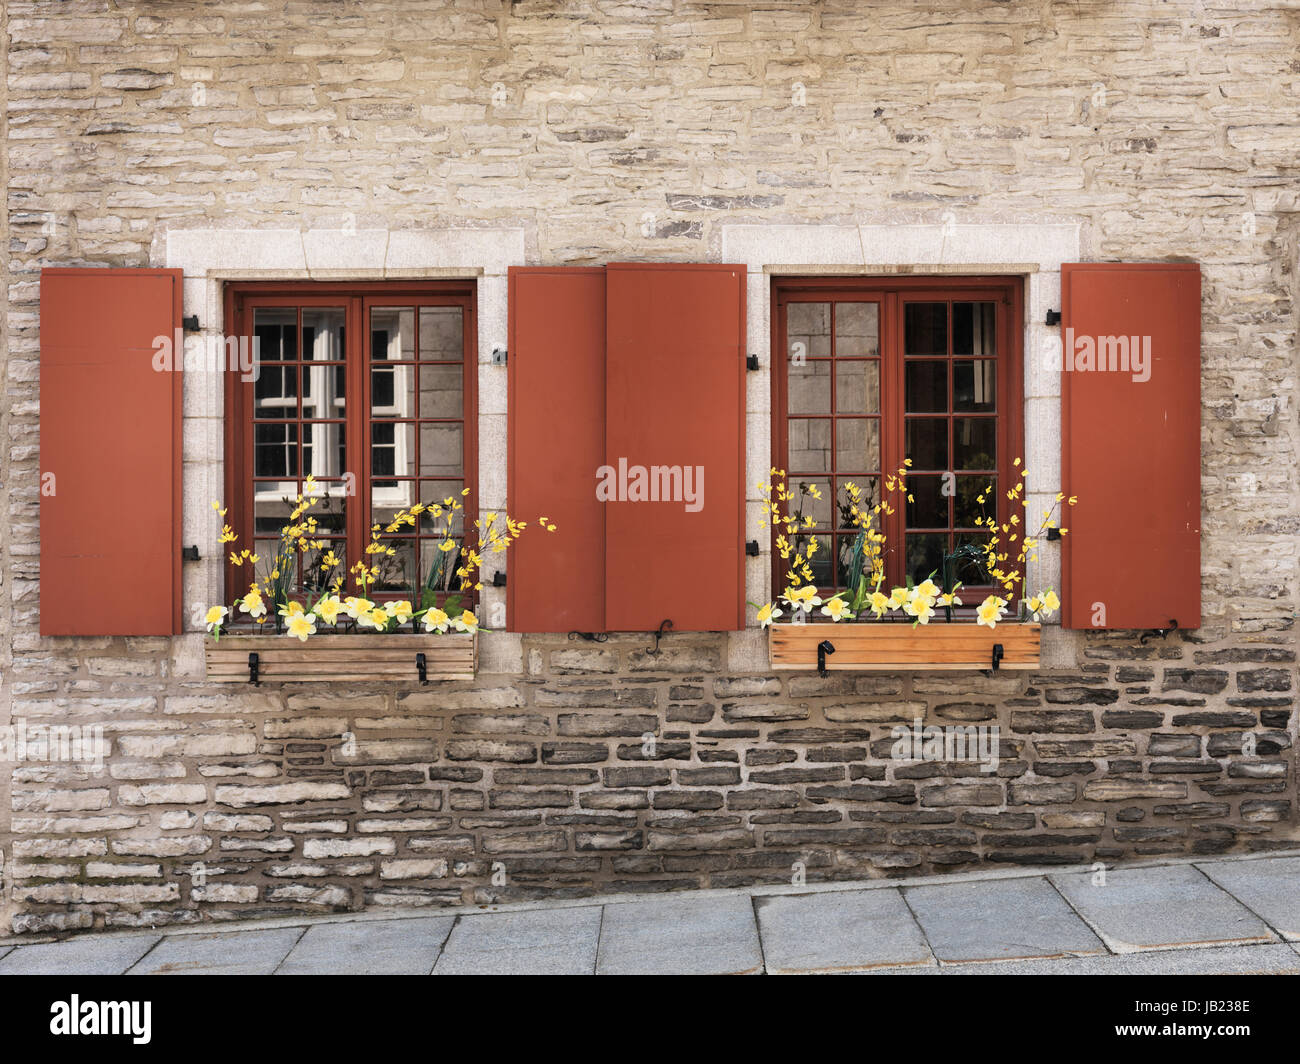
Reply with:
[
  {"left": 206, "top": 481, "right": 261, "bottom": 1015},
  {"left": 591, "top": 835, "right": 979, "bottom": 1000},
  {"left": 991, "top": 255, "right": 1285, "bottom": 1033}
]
[
  {"left": 771, "top": 275, "right": 1024, "bottom": 605},
  {"left": 222, "top": 279, "right": 478, "bottom": 608}
]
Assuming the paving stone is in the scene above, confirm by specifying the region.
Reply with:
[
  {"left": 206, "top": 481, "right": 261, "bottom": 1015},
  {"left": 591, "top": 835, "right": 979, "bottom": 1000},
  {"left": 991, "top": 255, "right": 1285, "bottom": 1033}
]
[
  {"left": 904, "top": 876, "right": 1105, "bottom": 963},
  {"left": 865, "top": 943, "right": 1300, "bottom": 976},
  {"left": 278, "top": 917, "right": 454, "bottom": 975},
  {"left": 127, "top": 928, "right": 303, "bottom": 975},
  {"left": 434, "top": 907, "right": 601, "bottom": 975},
  {"left": 755, "top": 888, "right": 933, "bottom": 973},
  {"left": 1195, "top": 856, "right": 1300, "bottom": 941},
  {"left": 596, "top": 895, "right": 762, "bottom": 975},
  {"left": 0, "top": 935, "right": 160, "bottom": 975},
  {"left": 1050, "top": 864, "right": 1275, "bottom": 952}
]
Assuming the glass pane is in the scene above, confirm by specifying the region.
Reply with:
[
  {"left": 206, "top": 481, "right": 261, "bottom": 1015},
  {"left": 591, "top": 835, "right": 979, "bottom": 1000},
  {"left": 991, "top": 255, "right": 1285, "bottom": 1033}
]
[
  {"left": 905, "top": 361, "right": 947, "bottom": 413},
  {"left": 371, "top": 421, "right": 416, "bottom": 481},
  {"left": 254, "top": 364, "right": 297, "bottom": 416},
  {"left": 420, "top": 422, "right": 463, "bottom": 478},
  {"left": 419, "top": 364, "right": 463, "bottom": 419},
  {"left": 371, "top": 364, "right": 416, "bottom": 418},
  {"left": 953, "top": 417, "right": 996, "bottom": 471},
  {"left": 305, "top": 480, "right": 349, "bottom": 535},
  {"left": 301, "top": 307, "right": 345, "bottom": 361},
  {"left": 418, "top": 482, "right": 467, "bottom": 536},
  {"left": 954, "top": 359, "right": 996, "bottom": 412},
  {"left": 419, "top": 307, "right": 464, "bottom": 361},
  {"left": 303, "top": 539, "right": 346, "bottom": 596},
  {"left": 786, "top": 302, "right": 831, "bottom": 361},
  {"left": 788, "top": 477, "right": 832, "bottom": 528},
  {"left": 904, "top": 302, "right": 947, "bottom": 356},
  {"left": 905, "top": 418, "right": 948, "bottom": 471},
  {"left": 253, "top": 308, "right": 296, "bottom": 362},
  {"left": 952, "top": 302, "right": 997, "bottom": 356},
  {"left": 955, "top": 477, "right": 995, "bottom": 528},
  {"left": 371, "top": 538, "right": 417, "bottom": 593},
  {"left": 834, "top": 419, "right": 880, "bottom": 473},
  {"left": 836, "top": 475, "right": 881, "bottom": 527},
  {"left": 787, "top": 418, "right": 831, "bottom": 474},
  {"left": 835, "top": 303, "right": 879, "bottom": 356},
  {"left": 371, "top": 307, "right": 415, "bottom": 361},
  {"left": 788, "top": 359, "right": 831, "bottom": 415},
  {"left": 906, "top": 533, "right": 947, "bottom": 586},
  {"left": 302, "top": 422, "right": 346, "bottom": 479},
  {"left": 953, "top": 532, "right": 994, "bottom": 586},
  {"left": 789, "top": 532, "right": 833, "bottom": 587},
  {"left": 835, "top": 360, "right": 880, "bottom": 414},
  {"left": 371, "top": 482, "right": 419, "bottom": 527},
  {"left": 253, "top": 483, "right": 298, "bottom": 535},
  {"left": 905, "top": 474, "right": 947, "bottom": 528},
  {"left": 254, "top": 423, "right": 297, "bottom": 477},
  {"left": 299, "top": 363, "right": 345, "bottom": 418},
  {"left": 420, "top": 540, "right": 463, "bottom": 594}
]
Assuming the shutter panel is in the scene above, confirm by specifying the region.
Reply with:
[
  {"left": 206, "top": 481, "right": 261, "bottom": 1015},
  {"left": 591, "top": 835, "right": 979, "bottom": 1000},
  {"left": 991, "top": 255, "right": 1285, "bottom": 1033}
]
[
  {"left": 1061, "top": 262, "right": 1201, "bottom": 630},
  {"left": 507, "top": 267, "right": 606, "bottom": 632},
  {"left": 40, "top": 268, "right": 183, "bottom": 635},
  {"left": 604, "top": 263, "right": 746, "bottom": 631}
]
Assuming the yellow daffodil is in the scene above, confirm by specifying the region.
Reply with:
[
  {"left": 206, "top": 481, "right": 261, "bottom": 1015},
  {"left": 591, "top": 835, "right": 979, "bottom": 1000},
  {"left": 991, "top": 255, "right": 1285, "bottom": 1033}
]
[
  {"left": 868, "top": 590, "right": 891, "bottom": 618},
  {"left": 453, "top": 610, "right": 479, "bottom": 634},
  {"left": 915, "top": 579, "right": 939, "bottom": 599},
  {"left": 239, "top": 589, "right": 266, "bottom": 619},
  {"left": 422, "top": 607, "right": 450, "bottom": 633},
  {"left": 782, "top": 585, "right": 822, "bottom": 612},
  {"left": 887, "top": 586, "right": 909, "bottom": 609},
  {"left": 314, "top": 595, "right": 344, "bottom": 626},
  {"left": 821, "top": 597, "right": 854, "bottom": 622},
  {"left": 385, "top": 600, "right": 414, "bottom": 624},
  {"left": 756, "top": 602, "right": 782, "bottom": 628},
  {"left": 285, "top": 611, "right": 317, "bottom": 642},
  {"left": 976, "top": 595, "right": 1008, "bottom": 629},
  {"left": 278, "top": 600, "right": 305, "bottom": 619},
  {"left": 358, "top": 607, "right": 390, "bottom": 631},
  {"left": 204, "top": 605, "right": 227, "bottom": 633},
  {"left": 344, "top": 597, "right": 374, "bottom": 620},
  {"left": 1043, "top": 589, "right": 1060, "bottom": 611},
  {"left": 939, "top": 592, "right": 962, "bottom": 608}
]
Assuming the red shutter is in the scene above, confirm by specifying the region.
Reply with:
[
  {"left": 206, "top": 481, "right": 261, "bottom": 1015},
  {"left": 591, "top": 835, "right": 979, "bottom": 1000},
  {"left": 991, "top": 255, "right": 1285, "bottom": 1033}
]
[
  {"left": 1061, "top": 262, "right": 1201, "bottom": 630},
  {"left": 40, "top": 268, "right": 184, "bottom": 635},
  {"left": 604, "top": 263, "right": 746, "bottom": 631},
  {"left": 507, "top": 268, "right": 606, "bottom": 632}
]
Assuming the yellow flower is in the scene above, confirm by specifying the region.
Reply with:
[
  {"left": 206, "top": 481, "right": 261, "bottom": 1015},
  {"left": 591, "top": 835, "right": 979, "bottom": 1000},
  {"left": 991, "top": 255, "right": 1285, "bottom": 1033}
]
[
  {"left": 976, "top": 595, "right": 1008, "bottom": 628},
  {"left": 239, "top": 589, "right": 266, "bottom": 619},
  {"left": 1043, "top": 589, "right": 1060, "bottom": 611},
  {"left": 782, "top": 585, "right": 822, "bottom": 612},
  {"left": 939, "top": 592, "right": 962, "bottom": 608},
  {"left": 344, "top": 597, "right": 374, "bottom": 620},
  {"left": 821, "top": 597, "right": 854, "bottom": 622},
  {"left": 358, "top": 607, "right": 390, "bottom": 631},
  {"left": 204, "top": 605, "right": 228, "bottom": 633},
  {"left": 453, "top": 610, "right": 479, "bottom": 634},
  {"left": 315, "top": 595, "right": 344, "bottom": 626},
  {"left": 285, "top": 612, "right": 317, "bottom": 642},
  {"left": 278, "top": 600, "right": 305, "bottom": 619},
  {"left": 887, "top": 586, "right": 909, "bottom": 609},
  {"left": 868, "top": 590, "right": 891, "bottom": 617},
  {"left": 756, "top": 602, "right": 782, "bottom": 628},
  {"left": 914, "top": 578, "right": 939, "bottom": 599},
  {"left": 386, "top": 600, "right": 414, "bottom": 623},
  {"left": 422, "top": 607, "right": 450, "bottom": 633}
]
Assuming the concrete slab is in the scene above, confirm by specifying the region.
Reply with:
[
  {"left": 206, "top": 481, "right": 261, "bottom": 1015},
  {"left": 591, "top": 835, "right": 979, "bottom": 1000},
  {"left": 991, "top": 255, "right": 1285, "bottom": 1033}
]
[
  {"left": 1196, "top": 856, "right": 1300, "bottom": 941},
  {"left": 596, "top": 895, "right": 762, "bottom": 975},
  {"left": 866, "top": 943, "right": 1300, "bottom": 976},
  {"left": 278, "top": 917, "right": 454, "bottom": 975},
  {"left": 0, "top": 935, "right": 160, "bottom": 976},
  {"left": 755, "top": 888, "right": 933, "bottom": 973},
  {"left": 128, "top": 928, "right": 303, "bottom": 975},
  {"left": 904, "top": 876, "right": 1105, "bottom": 963},
  {"left": 434, "top": 906, "right": 601, "bottom": 975},
  {"left": 1050, "top": 864, "right": 1276, "bottom": 953}
]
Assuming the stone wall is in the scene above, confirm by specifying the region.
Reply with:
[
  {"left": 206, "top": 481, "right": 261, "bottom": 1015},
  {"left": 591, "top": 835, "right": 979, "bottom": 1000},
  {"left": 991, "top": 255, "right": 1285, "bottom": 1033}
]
[{"left": 3, "top": 0, "right": 1299, "bottom": 932}]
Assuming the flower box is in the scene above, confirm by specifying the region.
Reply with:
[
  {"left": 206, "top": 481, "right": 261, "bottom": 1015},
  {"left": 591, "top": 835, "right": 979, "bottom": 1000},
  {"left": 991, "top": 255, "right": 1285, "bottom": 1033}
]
[
  {"left": 205, "top": 632, "right": 477, "bottom": 684},
  {"left": 768, "top": 622, "right": 1040, "bottom": 672}
]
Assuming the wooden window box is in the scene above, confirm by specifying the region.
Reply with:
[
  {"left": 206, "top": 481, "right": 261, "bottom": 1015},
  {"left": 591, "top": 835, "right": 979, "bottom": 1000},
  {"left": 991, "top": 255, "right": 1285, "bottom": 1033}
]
[
  {"left": 768, "top": 622, "right": 1040, "bottom": 672},
  {"left": 205, "top": 633, "right": 477, "bottom": 684}
]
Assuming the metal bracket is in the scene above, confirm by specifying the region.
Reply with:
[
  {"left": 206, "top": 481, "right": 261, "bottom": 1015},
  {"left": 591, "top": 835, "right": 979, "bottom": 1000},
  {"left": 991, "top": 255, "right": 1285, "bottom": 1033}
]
[
  {"left": 491, "top": 345, "right": 507, "bottom": 365},
  {"left": 1139, "top": 619, "right": 1178, "bottom": 645},
  {"left": 248, "top": 652, "right": 260, "bottom": 685},
  {"left": 182, "top": 314, "right": 201, "bottom": 332},
  {"left": 1045, "top": 526, "right": 1062, "bottom": 541},
  {"left": 568, "top": 631, "right": 609, "bottom": 643},
  {"left": 817, "top": 639, "right": 835, "bottom": 677},
  {"left": 745, "top": 540, "right": 760, "bottom": 557},
  {"left": 990, "top": 643, "right": 1004, "bottom": 673},
  {"left": 492, "top": 571, "right": 507, "bottom": 587},
  {"left": 1045, "top": 309, "right": 1061, "bottom": 326},
  {"left": 746, "top": 354, "right": 760, "bottom": 370},
  {"left": 645, "top": 619, "right": 673, "bottom": 656},
  {"left": 416, "top": 652, "right": 429, "bottom": 685},
  {"left": 182, "top": 545, "right": 200, "bottom": 561}
]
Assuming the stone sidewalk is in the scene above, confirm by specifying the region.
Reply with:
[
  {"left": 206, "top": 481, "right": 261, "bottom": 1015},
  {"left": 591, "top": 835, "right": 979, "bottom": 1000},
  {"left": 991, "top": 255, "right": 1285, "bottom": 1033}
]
[{"left": 2, "top": 852, "right": 1298, "bottom": 975}]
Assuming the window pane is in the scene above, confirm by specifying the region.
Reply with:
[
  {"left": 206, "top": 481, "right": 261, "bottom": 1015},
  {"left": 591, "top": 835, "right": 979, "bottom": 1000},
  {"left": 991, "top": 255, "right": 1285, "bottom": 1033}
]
[
  {"left": 953, "top": 532, "right": 994, "bottom": 585},
  {"left": 420, "top": 422, "right": 463, "bottom": 478},
  {"left": 905, "top": 360, "right": 947, "bottom": 412},
  {"left": 372, "top": 482, "right": 418, "bottom": 526},
  {"left": 834, "top": 418, "right": 880, "bottom": 473},
  {"left": 905, "top": 418, "right": 948, "bottom": 471},
  {"left": 302, "top": 422, "right": 347, "bottom": 479},
  {"left": 420, "top": 540, "right": 463, "bottom": 593},
  {"left": 787, "top": 418, "right": 831, "bottom": 473},
  {"left": 954, "top": 359, "right": 996, "bottom": 412},
  {"left": 953, "top": 417, "right": 996, "bottom": 471},
  {"left": 788, "top": 359, "right": 831, "bottom": 415},
  {"left": 419, "top": 364, "right": 463, "bottom": 419},
  {"left": 305, "top": 481, "right": 349, "bottom": 535},
  {"left": 371, "top": 537, "right": 417, "bottom": 593},
  {"left": 254, "top": 364, "right": 297, "bottom": 415},
  {"left": 301, "top": 307, "right": 345, "bottom": 361},
  {"left": 836, "top": 475, "right": 881, "bottom": 528},
  {"left": 371, "top": 307, "right": 414, "bottom": 361},
  {"left": 955, "top": 476, "right": 995, "bottom": 528},
  {"left": 905, "top": 474, "right": 947, "bottom": 528},
  {"left": 952, "top": 302, "right": 997, "bottom": 356},
  {"left": 788, "top": 477, "right": 832, "bottom": 528},
  {"left": 786, "top": 302, "right": 831, "bottom": 361},
  {"left": 418, "top": 481, "right": 467, "bottom": 536},
  {"left": 371, "top": 364, "right": 416, "bottom": 419},
  {"left": 789, "top": 532, "right": 833, "bottom": 587},
  {"left": 835, "top": 359, "right": 880, "bottom": 414},
  {"left": 253, "top": 483, "right": 298, "bottom": 535},
  {"left": 253, "top": 308, "right": 296, "bottom": 362},
  {"left": 835, "top": 303, "right": 879, "bottom": 356},
  {"left": 904, "top": 302, "right": 946, "bottom": 355},
  {"left": 906, "top": 533, "right": 946, "bottom": 586},
  {"left": 419, "top": 307, "right": 463, "bottom": 361},
  {"left": 372, "top": 421, "right": 414, "bottom": 481},
  {"left": 254, "top": 423, "right": 297, "bottom": 477}
]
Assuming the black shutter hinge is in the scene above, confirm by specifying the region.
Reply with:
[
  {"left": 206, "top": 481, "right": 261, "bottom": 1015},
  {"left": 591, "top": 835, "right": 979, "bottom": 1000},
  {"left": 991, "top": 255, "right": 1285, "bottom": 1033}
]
[
  {"left": 746, "top": 354, "right": 760, "bottom": 370},
  {"left": 491, "top": 345, "right": 507, "bottom": 365},
  {"left": 1045, "top": 527, "right": 1062, "bottom": 541},
  {"left": 1045, "top": 309, "right": 1061, "bottom": 326},
  {"left": 182, "top": 545, "right": 200, "bottom": 561},
  {"left": 182, "top": 315, "right": 201, "bottom": 331},
  {"left": 492, "top": 571, "right": 507, "bottom": 587},
  {"left": 745, "top": 540, "right": 760, "bottom": 557}
]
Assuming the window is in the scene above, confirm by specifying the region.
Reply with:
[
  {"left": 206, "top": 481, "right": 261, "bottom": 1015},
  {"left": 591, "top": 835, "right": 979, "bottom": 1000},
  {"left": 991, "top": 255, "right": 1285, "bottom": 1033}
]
[
  {"left": 224, "top": 282, "right": 476, "bottom": 604},
  {"left": 772, "top": 277, "right": 1023, "bottom": 601}
]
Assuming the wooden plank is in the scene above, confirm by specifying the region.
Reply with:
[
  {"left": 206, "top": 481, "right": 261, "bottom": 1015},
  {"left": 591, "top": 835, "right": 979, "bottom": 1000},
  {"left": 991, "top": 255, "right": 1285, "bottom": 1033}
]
[
  {"left": 768, "top": 623, "right": 1040, "bottom": 671},
  {"left": 204, "top": 634, "right": 476, "bottom": 683}
]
